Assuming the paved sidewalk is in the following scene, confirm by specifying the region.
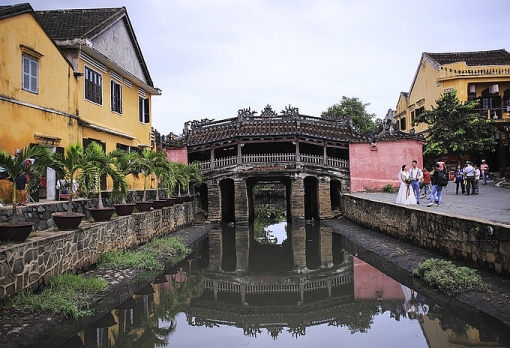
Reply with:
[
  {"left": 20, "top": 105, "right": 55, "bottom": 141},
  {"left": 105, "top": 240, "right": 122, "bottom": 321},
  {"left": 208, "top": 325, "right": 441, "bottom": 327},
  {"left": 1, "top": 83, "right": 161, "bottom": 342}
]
[{"left": 352, "top": 181, "right": 510, "bottom": 225}]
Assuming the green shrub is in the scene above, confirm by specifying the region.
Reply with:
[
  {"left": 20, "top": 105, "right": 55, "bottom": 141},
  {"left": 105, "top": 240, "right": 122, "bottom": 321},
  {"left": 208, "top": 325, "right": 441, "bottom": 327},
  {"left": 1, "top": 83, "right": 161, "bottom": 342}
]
[
  {"left": 383, "top": 184, "right": 394, "bottom": 193},
  {"left": 413, "top": 258, "right": 490, "bottom": 295}
]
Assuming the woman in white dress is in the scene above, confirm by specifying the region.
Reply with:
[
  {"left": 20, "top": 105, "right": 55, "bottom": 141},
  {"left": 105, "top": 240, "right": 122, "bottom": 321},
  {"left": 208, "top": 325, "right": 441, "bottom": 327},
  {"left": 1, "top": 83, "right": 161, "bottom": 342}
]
[{"left": 396, "top": 164, "right": 417, "bottom": 205}]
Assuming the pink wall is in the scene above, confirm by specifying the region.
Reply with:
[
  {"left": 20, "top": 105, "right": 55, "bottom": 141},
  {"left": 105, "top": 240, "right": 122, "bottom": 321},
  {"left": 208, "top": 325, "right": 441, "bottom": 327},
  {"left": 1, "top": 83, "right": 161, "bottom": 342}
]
[
  {"left": 164, "top": 148, "right": 188, "bottom": 164},
  {"left": 349, "top": 139, "right": 423, "bottom": 192},
  {"left": 353, "top": 257, "right": 405, "bottom": 300}
]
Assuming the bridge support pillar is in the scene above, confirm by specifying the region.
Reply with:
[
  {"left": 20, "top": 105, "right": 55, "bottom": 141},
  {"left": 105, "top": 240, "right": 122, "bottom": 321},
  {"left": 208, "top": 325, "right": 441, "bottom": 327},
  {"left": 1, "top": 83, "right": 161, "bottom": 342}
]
[
  {"left": 234, "top": 178, "right": 249, "bottom": 224},
  {"left": 290, "top": 176, "right": 304, "bottom": 222},
  {"left": 318, "top": 177, "right": 334, "bottom": 219},
  {"left": 235, "top": 225, "right": 250, "bottom": 272},
  {"left": 207, "top": 179, "right": 221, "bottom": 223}
]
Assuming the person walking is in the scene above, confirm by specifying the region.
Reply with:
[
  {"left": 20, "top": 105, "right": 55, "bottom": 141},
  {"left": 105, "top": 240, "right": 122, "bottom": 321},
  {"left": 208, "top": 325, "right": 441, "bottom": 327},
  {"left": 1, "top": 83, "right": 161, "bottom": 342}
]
[
  {"left": 409, "top": 160, "right": 423, "bottom": 204},
  {"left": 427, "top": 162, "right": 445, "bottom": 207},
  {"left": 481, "top": 160, "right": 489, "bottom": 185},
  {"left": 454, "top": 164, "right": 465, "bottom": 195},
  {"left": 420, "top": 167, "right": 431, "bottom": 198},
  {"left": 464, "top": 161, "right": 476, "bottom": 195}
]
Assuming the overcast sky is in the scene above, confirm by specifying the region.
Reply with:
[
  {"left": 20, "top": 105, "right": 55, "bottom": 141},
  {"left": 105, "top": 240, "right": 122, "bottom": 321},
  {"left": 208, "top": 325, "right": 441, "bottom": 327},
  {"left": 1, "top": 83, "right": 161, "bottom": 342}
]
[{"left": 5, "top": 0, "right": 510, "bottom": 135}]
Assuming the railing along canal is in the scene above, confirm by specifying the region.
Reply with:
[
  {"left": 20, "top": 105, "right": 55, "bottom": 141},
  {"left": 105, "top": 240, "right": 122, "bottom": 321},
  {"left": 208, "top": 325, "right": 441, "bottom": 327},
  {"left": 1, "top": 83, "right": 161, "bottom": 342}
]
[{"left": 198, "top": 153, "right": 349, "bottom": 171}]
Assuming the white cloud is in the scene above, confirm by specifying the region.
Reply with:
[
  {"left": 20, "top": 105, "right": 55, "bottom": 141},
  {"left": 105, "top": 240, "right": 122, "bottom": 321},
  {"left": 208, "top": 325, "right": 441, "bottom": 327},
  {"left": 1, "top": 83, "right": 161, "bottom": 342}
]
[{"left": 7, "top": 0, "right": 510, "bottom": 134}]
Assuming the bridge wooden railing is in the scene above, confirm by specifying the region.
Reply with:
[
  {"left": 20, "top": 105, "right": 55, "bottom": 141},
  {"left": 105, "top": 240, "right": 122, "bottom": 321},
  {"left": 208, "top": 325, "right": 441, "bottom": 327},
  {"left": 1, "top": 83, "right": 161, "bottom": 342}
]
[{"left": 198, "top": 153, "right": 349, "bottom": 171}]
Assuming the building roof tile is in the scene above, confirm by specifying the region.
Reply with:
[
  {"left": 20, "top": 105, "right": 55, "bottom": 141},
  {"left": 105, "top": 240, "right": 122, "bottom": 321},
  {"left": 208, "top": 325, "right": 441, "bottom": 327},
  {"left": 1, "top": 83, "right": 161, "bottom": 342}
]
[
  {"left": 425, "top": 49, "right": 510, "bottom": 66},
  {"left": 34, "top": 7, "right": 124, "bottom": 40}
]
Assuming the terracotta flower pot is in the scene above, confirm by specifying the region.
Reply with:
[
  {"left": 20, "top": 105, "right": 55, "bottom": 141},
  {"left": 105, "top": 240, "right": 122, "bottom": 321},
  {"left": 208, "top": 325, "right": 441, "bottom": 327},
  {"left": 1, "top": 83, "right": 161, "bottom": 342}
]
[
  {"left": 136, "top": 201, "right": 153, "bottom": 212},
  {"left": 0, "top": 222, "right": 33, "bottom": 242},
  {"left": 175, "top": 196, "right": 185, "bottom": 204},
  {"left": 164, "top": 198, "right": 176, "bottom": 207},
  {"left": 51, "top": 212, "right": 85, "bottom": 230},
  {"left": 152, "top": 200, "right": 166, "bottom": 210},
  {"left": 114, "top": 203, "right": 135, "bottom": 216},
  {"left": 184, "top": 195, "right": 194, "bottom": 202},
  {"left": 88, "top": 207, "right": 115, "bottom": 222}
]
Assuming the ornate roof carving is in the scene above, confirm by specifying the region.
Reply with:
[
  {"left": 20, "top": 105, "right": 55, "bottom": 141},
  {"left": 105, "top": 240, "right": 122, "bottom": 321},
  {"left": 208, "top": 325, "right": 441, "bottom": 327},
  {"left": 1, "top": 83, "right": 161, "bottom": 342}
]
[{"left": 162, "top": 104, "right": 423, "bottom": 148}]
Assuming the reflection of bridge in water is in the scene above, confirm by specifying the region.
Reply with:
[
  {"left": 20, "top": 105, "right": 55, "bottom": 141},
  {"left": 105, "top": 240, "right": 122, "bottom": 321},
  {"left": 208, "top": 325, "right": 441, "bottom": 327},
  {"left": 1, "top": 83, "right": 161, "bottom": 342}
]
[{"left": 186, "top": 225, "right": 363, "bottom": 335}]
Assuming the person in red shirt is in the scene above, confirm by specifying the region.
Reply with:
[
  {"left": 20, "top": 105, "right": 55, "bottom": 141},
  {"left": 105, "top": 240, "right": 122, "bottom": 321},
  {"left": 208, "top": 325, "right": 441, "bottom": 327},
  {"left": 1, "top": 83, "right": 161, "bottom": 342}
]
[
  {"left": 420, "top": 167, "right": 431, "bottom": 198},
  {"left": 480, "top": 160, "right": 489, "bottom": 185}
]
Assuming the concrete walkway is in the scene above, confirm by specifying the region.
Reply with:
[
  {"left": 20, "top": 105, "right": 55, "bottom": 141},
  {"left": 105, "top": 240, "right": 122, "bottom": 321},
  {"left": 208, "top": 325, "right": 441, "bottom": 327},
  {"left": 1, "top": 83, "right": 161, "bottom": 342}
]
[{"left": 352, "top": 180, "right": 510, "bottom": 225}]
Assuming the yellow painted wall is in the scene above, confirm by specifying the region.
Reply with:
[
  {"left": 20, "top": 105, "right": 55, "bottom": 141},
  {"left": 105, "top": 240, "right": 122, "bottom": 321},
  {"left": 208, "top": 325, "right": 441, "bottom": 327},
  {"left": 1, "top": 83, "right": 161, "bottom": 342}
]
[
  {"left": 76, "top": 60, "right": 153, "bottom": 149},
  {"left": 396, "top": 55, "right": 510, "bottom": 134},
  {"left": 0, "top": 13, "right": 78, "bottom": 154}
]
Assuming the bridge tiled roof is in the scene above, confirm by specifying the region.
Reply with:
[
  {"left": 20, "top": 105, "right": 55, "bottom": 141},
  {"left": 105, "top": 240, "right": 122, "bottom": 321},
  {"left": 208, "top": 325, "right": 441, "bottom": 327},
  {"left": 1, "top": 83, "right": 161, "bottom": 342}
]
[{"left": 183, "top": 105, "right": 422, "bottom": 147}]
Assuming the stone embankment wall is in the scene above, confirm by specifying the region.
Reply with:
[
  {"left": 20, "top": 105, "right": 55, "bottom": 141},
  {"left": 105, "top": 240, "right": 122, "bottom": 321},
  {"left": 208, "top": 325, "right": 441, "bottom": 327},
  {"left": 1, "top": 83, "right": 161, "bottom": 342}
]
[
  {"left": 341, "top": 194, "right": 510, "bottom": 277},
  {"left": 0, "top": 189, "right": 166, "bottom": 231},
  {"left": 0, "top": 202, "right": 195, "bottom": 298}
]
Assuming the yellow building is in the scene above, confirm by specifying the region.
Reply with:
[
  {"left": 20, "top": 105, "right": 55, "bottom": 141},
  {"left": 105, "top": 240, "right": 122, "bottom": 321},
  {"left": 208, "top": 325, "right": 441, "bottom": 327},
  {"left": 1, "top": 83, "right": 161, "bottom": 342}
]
[
  {"left": 394, "top": 49, "right": 510, "bottom": 172},
  {"left": 0, "top": 3, "right": 161, "bottom": 202}
]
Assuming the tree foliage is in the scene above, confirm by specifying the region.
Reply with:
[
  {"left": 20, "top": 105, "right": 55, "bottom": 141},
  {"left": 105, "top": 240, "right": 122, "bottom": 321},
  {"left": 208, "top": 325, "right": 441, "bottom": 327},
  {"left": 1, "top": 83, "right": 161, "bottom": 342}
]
[
  {"left": 322, "top": 96, "right": 378, "bottom": 133},
  {"left": 412, "top": 92, "right": 497, "bottom": 160}
]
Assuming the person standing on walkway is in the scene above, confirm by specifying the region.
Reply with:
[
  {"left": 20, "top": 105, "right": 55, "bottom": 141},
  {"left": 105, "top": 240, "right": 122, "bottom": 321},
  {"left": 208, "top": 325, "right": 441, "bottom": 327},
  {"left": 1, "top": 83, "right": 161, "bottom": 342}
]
[
  {"left": 474, "top": 164, "right": 480, "bottom": 194},
  {"left": 396, "top": 164, "right": 417, "bottom": 205},
  {"left": 464, "top": 161, "right": 476, "bottom": 195},
  {"left": 481, "top": 160, "right": 489, "bottom": 185},
  {"left": 420, "top": 167, "right": 431, "bottom": 197},
  {"left": 409, "top": 160, "right": 423, "bottom": 204},
  {"left": 427, "top": 162, "right": 444, "bottom": 207},
  {"left": 454, "top": 164, "right": 465, "bottom": 195}
]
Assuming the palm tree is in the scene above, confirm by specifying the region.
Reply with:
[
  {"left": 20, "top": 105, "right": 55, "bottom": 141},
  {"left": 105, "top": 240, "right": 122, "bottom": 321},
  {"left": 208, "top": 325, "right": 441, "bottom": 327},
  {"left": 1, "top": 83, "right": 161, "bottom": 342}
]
[
  {"left": 161, "top": 162, "right": 178, "bottom": 198},
  {"left": 133, "top": 148, "right": 167, "bottom": 202},
  {"left": 110, "top": 150, "right": 139, "bottom": 205},
  {"left": 78, "top": 143, "right": 128, "bottom": 209},
  {"left": 0, "top": 145, "right": 52, "bottom": 224},
  {"left": 51, "top": 143, "right": 103, "bottom": 214},
  {"left": 172, "top": 162, "right": 189, "bottom": 197},
  {"left": 150, "top": 150, "right": 170, "bottom": 201},
  {"left": 187, "top": 161, "right": 203, "bottom": 195}
]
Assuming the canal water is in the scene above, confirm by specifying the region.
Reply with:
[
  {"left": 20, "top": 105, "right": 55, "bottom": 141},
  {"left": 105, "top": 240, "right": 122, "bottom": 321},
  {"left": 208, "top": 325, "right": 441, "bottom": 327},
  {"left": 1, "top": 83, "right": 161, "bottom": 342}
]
[{"left": 57, "top": 222, "right": 509, "bottom": 348}]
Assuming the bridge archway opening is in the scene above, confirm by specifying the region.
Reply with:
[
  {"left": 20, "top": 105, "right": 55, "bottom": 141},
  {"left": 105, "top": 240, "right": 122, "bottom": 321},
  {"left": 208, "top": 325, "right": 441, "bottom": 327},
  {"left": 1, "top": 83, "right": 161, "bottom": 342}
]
[
  {"left": 330, "top": 179, "right": 342, "bottom": 211},
  {"left": 247, "top": 177, "right": 291, "bottom": 223},
  {"left": 220, "top": 179, "right": 235, "bottom": 224},
  {"left": 197, "top": 183, "right": 208, "bottom": 213},
  {"left": 304, "top": 176, "right": 319, "bottom": 221}
]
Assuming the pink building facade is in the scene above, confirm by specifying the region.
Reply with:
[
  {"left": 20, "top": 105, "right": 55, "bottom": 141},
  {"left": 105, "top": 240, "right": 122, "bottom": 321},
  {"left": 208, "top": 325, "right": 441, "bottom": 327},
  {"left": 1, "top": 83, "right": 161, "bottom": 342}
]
[{"left": 349, "top": 139, "right": 424, "bottom": 192}]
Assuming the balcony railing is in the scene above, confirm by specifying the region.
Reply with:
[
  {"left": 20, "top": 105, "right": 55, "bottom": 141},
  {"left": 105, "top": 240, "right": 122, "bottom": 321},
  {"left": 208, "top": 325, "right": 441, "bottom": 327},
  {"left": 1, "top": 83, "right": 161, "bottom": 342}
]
[{"left": 198, "top": 153, "right": 349, "bottom": 171}]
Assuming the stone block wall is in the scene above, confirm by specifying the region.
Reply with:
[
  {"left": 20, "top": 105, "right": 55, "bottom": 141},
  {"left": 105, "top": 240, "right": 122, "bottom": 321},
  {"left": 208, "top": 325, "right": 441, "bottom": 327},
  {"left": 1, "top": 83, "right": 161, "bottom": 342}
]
[
  {"left": 0, "top": 202, "right": 195, "bottom": 298},
  {"left": 341, "top": 194, "right": 510, "bottom": 277},
  {"left": 318, "top": 177, "right": 333, "bottom": 219},
  {"left": 290, "top": 177, "right": 304, "bottom": 222}
]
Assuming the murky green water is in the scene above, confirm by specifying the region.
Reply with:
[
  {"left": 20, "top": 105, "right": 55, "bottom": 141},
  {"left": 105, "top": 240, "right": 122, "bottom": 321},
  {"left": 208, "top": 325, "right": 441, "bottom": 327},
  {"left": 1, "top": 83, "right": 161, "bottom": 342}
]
[{"left": 56, "top": 222, "right": 509, "bottom": 348}]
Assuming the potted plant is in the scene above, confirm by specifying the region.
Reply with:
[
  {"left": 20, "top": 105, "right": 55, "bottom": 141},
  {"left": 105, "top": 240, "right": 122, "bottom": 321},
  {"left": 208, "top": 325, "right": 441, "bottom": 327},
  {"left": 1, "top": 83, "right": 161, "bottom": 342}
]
[
  {"left": 186, "top": 161, "right": 203, "bottom": 201},
  {"left": 150, "top": 150, "right": 170, "bottom": 210},
  {"left": 50, "top": 143, "right": 103, "bottom": 230},
  {"left": 171, "top": 162, "right": 188, "bottom": 204},
  {"left": 132, "top": 148, "right": 155, "bottom": 212},
  {"left": 79, "top": 143, "right": 127, "bottom": 222},
  {"left": 110, "top": 150, "right": 139, "bottom": 216},
  {"left": 0, "top": 145, "right": 51, "bottom": 242},
  {"left": 161, "top": 162, "right": 178, "bottom": 207}
]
